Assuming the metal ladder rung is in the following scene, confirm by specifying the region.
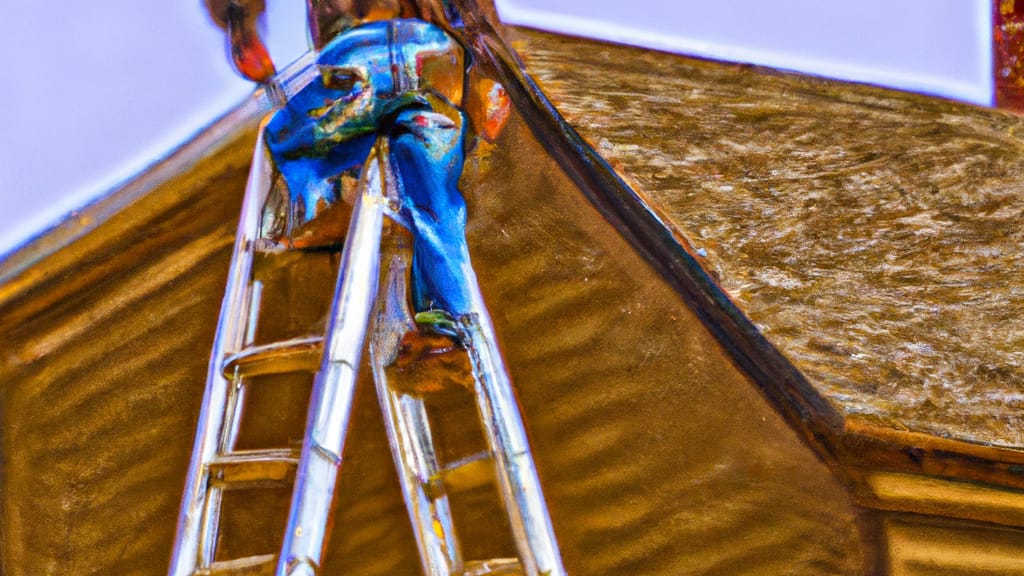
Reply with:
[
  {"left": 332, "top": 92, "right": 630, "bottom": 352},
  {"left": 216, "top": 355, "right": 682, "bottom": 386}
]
[
  {"left": 194, "top": 553, "right": 276, "bottom": 576},
  {"left": 221, "top": 337, "right": 324, "bottom": 379},
  {"left": 208, "top": 449, "right": 300, "bottom": 488},
  {"left": 463, "top": 558, "right": 522, "bottom": 576},
  {"left": 432, "top": 451, "right": 493, "bottom": 494}
]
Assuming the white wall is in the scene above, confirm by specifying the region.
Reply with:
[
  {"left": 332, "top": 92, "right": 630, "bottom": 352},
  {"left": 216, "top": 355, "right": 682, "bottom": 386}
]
[
  {"left": 0, "top": 2, "right": 307, "bottom": 257},
  {"left": 0, "top": 1, "right": 992, "bottom": 258},
  {"left": 496, "top": 0, "right": 992, "bottom": 104}
]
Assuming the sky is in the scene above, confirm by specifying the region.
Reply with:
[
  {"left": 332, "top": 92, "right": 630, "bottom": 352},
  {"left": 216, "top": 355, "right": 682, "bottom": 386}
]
[{"left": 0, "top": 0, "right": 991, "bottom": 259}]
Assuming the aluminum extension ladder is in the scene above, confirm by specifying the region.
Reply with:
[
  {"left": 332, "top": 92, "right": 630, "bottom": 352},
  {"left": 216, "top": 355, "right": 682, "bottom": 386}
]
[{"left": 168, "top": 112, "right": 565, "bottom": 575}]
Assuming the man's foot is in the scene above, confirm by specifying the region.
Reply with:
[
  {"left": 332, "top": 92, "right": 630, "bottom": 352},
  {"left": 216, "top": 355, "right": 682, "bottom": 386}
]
[
  {"left": 390, "top": 324, "right": 473, "bottom": 395},
  {"left": 413, "top": 309, "right": 459, "bottom": 337}
]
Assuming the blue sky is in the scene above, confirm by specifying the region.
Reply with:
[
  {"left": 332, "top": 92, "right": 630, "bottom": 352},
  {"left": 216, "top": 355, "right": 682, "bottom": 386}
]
[{"left": 0, "top": 0, "right": 991, "bottom": 257}]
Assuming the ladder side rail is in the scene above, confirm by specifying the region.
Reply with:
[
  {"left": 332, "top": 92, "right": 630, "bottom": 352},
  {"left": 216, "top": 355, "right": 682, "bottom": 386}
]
[
  {"left": 275, "top": 148, "right": 387, "bottom": 576},
  {"left": 371, "top": 253, "right": 464, "bottom": 576},
  {"left": 217, "top": 279, "right": 264, "bottom": 456},
  {"left": 170, "top": 123, "right": 275, "bottom": 576},
  {"left": 460, "top": 280, "right": 567, "bottom": 576},
  {"left": 392, "top": 392, "right": 462, "bottom": 572}
]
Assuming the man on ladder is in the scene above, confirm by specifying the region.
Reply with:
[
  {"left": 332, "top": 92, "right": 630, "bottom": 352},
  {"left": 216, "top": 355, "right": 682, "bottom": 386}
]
[{"left": 170, "top": 4, "right": 565, "bottom": 575}]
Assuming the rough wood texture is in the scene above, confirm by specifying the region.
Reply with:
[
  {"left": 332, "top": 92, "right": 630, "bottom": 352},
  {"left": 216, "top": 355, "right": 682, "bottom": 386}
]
[
  {"left": 882, "top": 514, "right": 1024, "bottom": 575},
  {"left": 0, "top": 76, "right": 863, "bottom": 576},
  {"left": 0, "top": 128, "right": 254, "bottom": 574},
  {"left": 513, "top": 28, "right": 1024, "bottom": 448}
]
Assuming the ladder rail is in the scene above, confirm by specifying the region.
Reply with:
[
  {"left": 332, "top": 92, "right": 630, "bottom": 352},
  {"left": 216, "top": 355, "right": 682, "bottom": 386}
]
[
  {"left": 170, "top": 122, "right": 275, "bottom": 576},
  {"left": 274, "top": 145, "right": 388, "bottom": 576},
  {"left": 365, "top": 214, "right": 566, "bottom": 576},
  {"left": 459, "top": 306, "right": 565, "bottom": 576},
  {"left": 171, "top": 47, "right": 325, "bottom": 573},
  {"left": 367, "top": 113, "right": 566, "bottom": 575},
  {"left": 371, "top": 253, "right": 464, "bottom": 576}
]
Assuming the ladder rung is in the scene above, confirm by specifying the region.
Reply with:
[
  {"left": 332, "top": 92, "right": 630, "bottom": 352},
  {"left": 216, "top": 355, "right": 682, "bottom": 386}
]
[
  {"left": 433, "top": 451, "right": 493, "bottom": 494},
  {"left": 222, "top": 337, "right": 324, "bottom": 379},
  {"left": 209, "top": 449, "right": 300, "bottom": 488},
  {"left": 463, "top": 558, "right": 522, "bottom": 576},
  {"left": 194, "top": 553, "right": 276, "bottom": 576}
]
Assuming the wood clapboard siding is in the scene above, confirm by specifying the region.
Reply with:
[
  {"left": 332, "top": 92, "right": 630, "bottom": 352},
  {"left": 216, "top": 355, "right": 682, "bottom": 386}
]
[
  {"left": 0, "top": 128, "right": 254, "bottom": 574},
  {"left": 457, "top": 114, "right": 863, "bottom": 575}
]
